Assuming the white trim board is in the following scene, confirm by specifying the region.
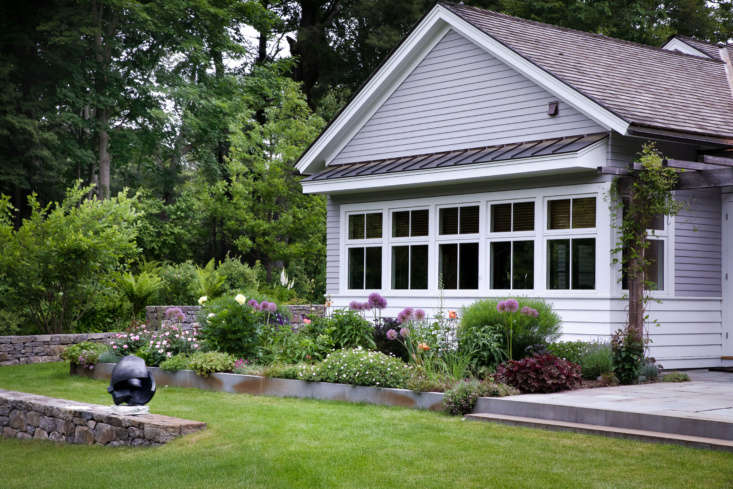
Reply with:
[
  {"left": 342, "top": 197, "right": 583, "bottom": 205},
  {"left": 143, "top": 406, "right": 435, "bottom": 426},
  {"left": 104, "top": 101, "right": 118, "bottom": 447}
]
[
  {"left": 295, "top": 4, "right": 629, "bottom": 175},
  {"left": 301, "top": 137, "right": 608, "bottom": 194},
  {"left": 661, "top": 38, "right": 712, "bottom": 59}
]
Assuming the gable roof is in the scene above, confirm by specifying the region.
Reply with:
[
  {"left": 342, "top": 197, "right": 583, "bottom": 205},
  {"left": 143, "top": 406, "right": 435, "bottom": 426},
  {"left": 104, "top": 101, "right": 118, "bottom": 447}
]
[
  {"left": 443, "top": 3, "right": 733, "bottom": 142},
  {"left": 664, "top": 35, "right": 723, "bottom": 60},
  {"left": 295, "top": 3, "right": 733, "bottom": 175}
]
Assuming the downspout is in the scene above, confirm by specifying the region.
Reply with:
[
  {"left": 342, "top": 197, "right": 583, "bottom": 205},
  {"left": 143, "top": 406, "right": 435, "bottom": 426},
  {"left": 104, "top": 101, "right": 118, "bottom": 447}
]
[{"left": 719, "top": 42, "right": 733, "bottom": 98}]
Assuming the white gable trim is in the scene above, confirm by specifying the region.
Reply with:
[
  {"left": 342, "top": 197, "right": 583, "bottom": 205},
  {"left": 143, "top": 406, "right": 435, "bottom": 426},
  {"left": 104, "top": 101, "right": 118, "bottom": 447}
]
[
  {"left": 295, "top": 5, "right": 629, "bottom": 175},
  {"left": 302, "top": 137, "right": 607, "bottom": 194},
  {"left": 662, "top": 38, "right": 711, "bottom": 58}
]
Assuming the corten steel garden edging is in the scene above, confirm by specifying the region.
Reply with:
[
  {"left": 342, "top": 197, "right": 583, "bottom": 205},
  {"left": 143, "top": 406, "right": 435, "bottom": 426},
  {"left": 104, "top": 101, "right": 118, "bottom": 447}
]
[{"left": 71, "top": 363, "right": 446, "bottom": 411}]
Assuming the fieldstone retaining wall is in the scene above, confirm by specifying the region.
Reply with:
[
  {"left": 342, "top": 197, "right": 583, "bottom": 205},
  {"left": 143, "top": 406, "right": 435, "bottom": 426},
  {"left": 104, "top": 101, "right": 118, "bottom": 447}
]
[
  {"left": 0, "top": 333, "right": 118, "bottom": 367},
  {"left": 145, "top": 304, "right": 325, "bottom": 329},
  {"left": 0, "top": 389, "right": 205, "bottom": 446}
]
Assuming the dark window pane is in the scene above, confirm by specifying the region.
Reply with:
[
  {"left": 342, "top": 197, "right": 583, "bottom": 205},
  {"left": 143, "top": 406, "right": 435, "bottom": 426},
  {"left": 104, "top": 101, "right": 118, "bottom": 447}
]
[
  {"left": 490, "top": 241, "right": 511, "bottom": 289},
  {"left": 459, "top": 243, "right": 479, "bottom": 289},
  {"left": 391, "top": 246, "right": 409, "bottom": 289},
  {"left": 348, "top": 248, "right": 364, "bottom": 289},
  {"left": 513, "top": 241, "right": 534, "bottom": 289},
  {"left": 440, "top": 208, "right": 458, "bottom": 235},
  {"left": 548, "top": 239, "right": 570, "bottom": 289},
  {"left": 365, "top": 247, "right": 382, "bottom": 289},
  {"left": 411, "top": 245, "right": 429, "bottom": 289},
  {"left": 392, "top": 211, "right": 410, "bottom": 238},
  {"left": 411, "top": 210, "right": 429, "bottom": 236},
  {"left": 439, "top": 244, "right": 458, "bottom": 289},
  {"left": 366, "top": 213, "right": 383, "bottom": 238},
  {"left": 460, "top": 206, "right": 480, "bottom": 234},
  {"left": 647, "top": 240, "right": 664, "bottom": 290},
  {"left": 650, "top": 214, "right": 665, "bottom": 231},
  {"left": 572, "top": 198, "right": 596, "bottom": 228},
  {"left": 491, "top": 204, "right": 511, "bottom": 233},
  {"left": 572, "top": 238, "right": 596, "bottom": 289},
  {"left": 548, "top": 199, "right": 570, "bottom": 230},
  {"left": 513, "top": 202, "right": 535, "bottom": 231},
  {"left": 349, "top": 214, "right": 364, "bottom": 239}
]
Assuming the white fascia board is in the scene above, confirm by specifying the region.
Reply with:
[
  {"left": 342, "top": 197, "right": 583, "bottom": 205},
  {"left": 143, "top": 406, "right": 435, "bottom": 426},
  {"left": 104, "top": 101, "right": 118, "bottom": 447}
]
[
  {"left": 301, "top": 138, "right": 607, "bottom": 194},
  {"left": 295, "top": 5, "right": 628, "bottom": 176},
  {"left": 661, "top": 38, "right": 711, "bottom": 59}
]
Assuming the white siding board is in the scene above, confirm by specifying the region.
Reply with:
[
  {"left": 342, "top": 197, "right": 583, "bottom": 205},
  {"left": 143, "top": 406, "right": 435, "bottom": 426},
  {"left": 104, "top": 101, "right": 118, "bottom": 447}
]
[
  {"left": 331, "top": 29, "right": 604, "bottom": 165},
  {"left": 326, "top": 197, "right": 340, "bottom": 295}
]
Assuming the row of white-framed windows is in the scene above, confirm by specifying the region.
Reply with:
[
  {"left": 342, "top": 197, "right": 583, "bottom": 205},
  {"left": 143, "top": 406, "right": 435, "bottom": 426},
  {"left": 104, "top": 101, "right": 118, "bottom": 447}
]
[{"left": 344, "top": 196, "right": 599, "bottom": 291}]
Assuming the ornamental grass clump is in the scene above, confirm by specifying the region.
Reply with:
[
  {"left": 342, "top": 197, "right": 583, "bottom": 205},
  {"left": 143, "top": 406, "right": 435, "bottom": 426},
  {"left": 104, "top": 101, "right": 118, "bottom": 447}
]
[
  {"left": 314, "top": 348, "right": 411, "bottom": 388},
  {"left": 497, "top": 353, "right": 581, "bottom": 393}
]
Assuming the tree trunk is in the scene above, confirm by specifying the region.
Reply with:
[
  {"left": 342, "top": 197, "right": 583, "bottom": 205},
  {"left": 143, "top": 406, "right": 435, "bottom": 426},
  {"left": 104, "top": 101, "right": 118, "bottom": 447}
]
[{"left": 97, "top": 108, "right": 110, "bottom": 199}]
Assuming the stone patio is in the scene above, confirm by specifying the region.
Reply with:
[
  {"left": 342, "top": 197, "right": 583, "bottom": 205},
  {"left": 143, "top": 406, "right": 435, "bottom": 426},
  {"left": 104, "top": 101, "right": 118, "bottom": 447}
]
[{"left": 468, "top": 371, "right": 733, "bottom": 450}]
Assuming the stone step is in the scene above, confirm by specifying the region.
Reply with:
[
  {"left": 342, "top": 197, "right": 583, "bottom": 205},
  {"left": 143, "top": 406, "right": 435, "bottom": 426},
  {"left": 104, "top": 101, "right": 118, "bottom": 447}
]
[
  {"left": 465, "top": 413, "right": 733, "bottom": 451},
  {"left": 474, "top": 397, "right": 733, "bottom": 441}
]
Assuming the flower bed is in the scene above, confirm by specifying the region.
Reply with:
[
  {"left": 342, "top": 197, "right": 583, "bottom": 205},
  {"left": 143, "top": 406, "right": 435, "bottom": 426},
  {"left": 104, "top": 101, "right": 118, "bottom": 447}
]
[{"left": 71, "top": 363, "right": 446, "bottom": 411}]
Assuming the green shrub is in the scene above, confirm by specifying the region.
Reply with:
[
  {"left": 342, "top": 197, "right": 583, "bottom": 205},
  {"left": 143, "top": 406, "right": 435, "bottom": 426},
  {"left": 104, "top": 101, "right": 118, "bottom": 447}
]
[
  {"left": 328, "top": 310, "right": 376, "bottom": 350},
  {"left": 188, "top": 351, "right": 235, "bottom": 376},
  {"left": 459, "top": 298, "right": 560, "bottom": 362},
  {"left": 611, "top": 329, "right": 644, "bottom": 384},
  {"left": 481, "top": 380, "right": 519, "bottom": 397},
  {"left": 579, "top": 343, "right": 613, "bottom": 379},
  {"left": 315, "top": 348, "right": 411, "bottom": 388},
  {"left": 639, "top": 362, "right": 660, "bottom": 381},
  {"left": 0, "top": 184, "right": 138, "bottom": 334},
  {"left": 262, "top": 363, "right": 304, "bottom": 380},
  {"left": 97, "top": 350, "right": 122, "bottom": 364},
  {"left": 406, "top": 366, "right": 455, "bottom": 393},
  {"left": 547, "top": 341, "right": 587, "bottom": 364},
  {"left": 457, "top": 323, "right": 506, "bottom": 372},
  {"left": 157, "top": 262, "right": 198, "bottom": 305},
  {"left": 160, "top": 353, "right": 192, "bottom": 372},
  {"left": 60, "top": 342, "right": 108, "bottom": 368},
  {"left": 217, "top": 256, "right": 259, "bottom": 293},
  {"left": 443, "top": 380, "right": 484, "bottom": 415},
  {"left": 198, "top": 296, "right": 264, "bottom": 357},
  {"left": 662, "top": 371, "right": 690, "bottom": 382}
]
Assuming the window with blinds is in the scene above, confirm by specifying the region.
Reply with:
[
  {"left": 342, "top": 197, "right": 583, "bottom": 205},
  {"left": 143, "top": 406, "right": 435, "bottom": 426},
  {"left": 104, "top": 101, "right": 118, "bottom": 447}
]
[
  {"left": 548, "top": 197, "right": 595, "bottom": 230},
  {"left": 489, "top": 201, "right": 535, "bottom": 290},
  {"left": 546, "top": 196, "right": 597, "bottom": 290},
  {"left": 349, "top": 212, "right": 382, "bottom": 239},
  {"left": 439, "top": 206, "right": 479, "bottom": 235}
]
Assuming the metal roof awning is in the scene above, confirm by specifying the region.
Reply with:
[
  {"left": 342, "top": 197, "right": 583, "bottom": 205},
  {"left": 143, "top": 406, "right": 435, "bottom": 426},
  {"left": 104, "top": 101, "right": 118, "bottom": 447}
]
[{"left": 301, "top": 134, "right": 608, "bottom": 194}]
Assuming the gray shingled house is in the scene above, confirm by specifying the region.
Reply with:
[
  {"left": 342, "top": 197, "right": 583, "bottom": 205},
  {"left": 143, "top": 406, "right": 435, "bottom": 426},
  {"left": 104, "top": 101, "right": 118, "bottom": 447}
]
[{"left": 295, "top": 3, "right": 733, "bottom": 369}]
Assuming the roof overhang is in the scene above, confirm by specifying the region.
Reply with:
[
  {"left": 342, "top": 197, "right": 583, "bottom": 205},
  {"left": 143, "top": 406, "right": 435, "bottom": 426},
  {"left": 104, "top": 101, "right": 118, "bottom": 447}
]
[
  {"left": 661, "top": 37, "right": 712, "bottom": 59},
  {"left": 294, "top": 4, "right": 629, "bottom": 176},
  {"left": 301, "top": 136, "right": 607, "bottom": 195}
]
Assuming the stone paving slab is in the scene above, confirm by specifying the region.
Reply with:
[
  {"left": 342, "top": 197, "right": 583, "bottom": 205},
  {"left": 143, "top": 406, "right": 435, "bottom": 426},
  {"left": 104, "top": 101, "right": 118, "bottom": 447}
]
[{"left": 500, "top": 382, "right": 733, "bottom": 423}]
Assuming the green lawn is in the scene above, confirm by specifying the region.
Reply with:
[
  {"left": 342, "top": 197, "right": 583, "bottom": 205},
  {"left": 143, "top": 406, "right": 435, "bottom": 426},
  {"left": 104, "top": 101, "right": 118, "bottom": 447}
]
[{"left": 0, "top": 363, "right": 731, "bottom": 489}]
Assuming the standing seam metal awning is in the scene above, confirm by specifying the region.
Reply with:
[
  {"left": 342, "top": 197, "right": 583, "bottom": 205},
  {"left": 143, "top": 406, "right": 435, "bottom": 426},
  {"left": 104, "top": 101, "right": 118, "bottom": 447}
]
[{"left": 303, "top": 133, "right": 608, "bottom": 181}]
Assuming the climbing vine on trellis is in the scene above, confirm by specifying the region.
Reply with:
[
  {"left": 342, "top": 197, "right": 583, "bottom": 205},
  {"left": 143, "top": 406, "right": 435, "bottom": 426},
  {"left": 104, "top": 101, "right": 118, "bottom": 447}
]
[{"left": 609, "top": 143, "right": 683, "bottom": 383}]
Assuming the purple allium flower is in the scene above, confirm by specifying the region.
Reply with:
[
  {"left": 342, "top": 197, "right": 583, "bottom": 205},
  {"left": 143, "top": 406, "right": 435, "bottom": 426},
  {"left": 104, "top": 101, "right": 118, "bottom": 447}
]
[
  {"left": 400, "top": 327, "right": 410, "bottom": 338},
  {"left": 497, "top": 300, "right": 506, "bottom": 312},
  {"left": 504, "top": 298, "right": 519, "bottom": 313},
  {"left": 415, "top": 309, "right": 426, "bottom": 321},
  {"left": 401, "top": 307, "right": 414, "bottom": 320},
  {"left": 266, "top": 301, "right": 278, "bottom": 313},
  {"left": 248, "top": 299, "right": 260, "bottom": 309},
  {"left": 349, "top": 300, "right": 360, "bottom": 311},
  {"left": 368, "top": 292, "right": 387, "bottom": 309},
  {"left": 386, "top": 329, "right": 398, "bottom": 341},
  {"left": 164, "top": 307, "right": 185, "bottom": 322}
]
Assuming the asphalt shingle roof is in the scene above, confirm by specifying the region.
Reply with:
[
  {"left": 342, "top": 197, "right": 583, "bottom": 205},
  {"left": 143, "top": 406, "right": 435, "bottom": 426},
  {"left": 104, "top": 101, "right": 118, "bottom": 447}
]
[{"left": 443, "top": 3, "right": 733, "bottom": 139}]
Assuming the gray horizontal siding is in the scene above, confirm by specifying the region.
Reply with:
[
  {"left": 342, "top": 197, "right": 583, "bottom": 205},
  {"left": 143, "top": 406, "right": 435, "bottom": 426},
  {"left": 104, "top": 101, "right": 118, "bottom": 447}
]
[
  {"left": 326, "top": 196, "right": 340, "bottom": 295},
  {"left": 675, "top": 189, "right": 722, "bottom": 297},
  {"left": 607, "top": 132, "right": 697, "bottom": 168},
  {"left": 331, "top": 29, "right": 604, "bottom": 165}
]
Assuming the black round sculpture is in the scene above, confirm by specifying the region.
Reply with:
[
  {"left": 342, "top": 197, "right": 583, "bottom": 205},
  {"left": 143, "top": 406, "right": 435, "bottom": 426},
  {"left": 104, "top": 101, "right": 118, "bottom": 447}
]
[{"left": 107, "top": 355, "right": 156, "bottom": 406}]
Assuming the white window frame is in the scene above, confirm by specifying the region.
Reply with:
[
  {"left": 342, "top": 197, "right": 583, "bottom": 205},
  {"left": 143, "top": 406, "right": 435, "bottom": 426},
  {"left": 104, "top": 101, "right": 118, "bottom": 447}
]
[
  {"left": 487, "top": 199, "right": 537, "bottom": 291},
  {"left": 344, "top": 210, "right": 384, "bottom": 291},
  {"left": 544, "top": 195, "right": 599, "bottom": 293},
  {"left": 618, "top": 214, "right": 674, "bottom": 297},
  {"left": 337, "top": 182, "right": 612, "bottom": 298},
  {"left": 435, "top": 203, "right": 481, "bottom": 290},
  {"left": 390, "top": 207, "right": 430, "bottom": 290}
]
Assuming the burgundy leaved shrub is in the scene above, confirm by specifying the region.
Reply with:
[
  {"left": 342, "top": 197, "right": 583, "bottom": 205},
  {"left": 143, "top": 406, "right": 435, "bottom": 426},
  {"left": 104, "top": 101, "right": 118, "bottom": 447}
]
[{"left": 496, "top": 353, "right": 581, "bottom": 393}]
